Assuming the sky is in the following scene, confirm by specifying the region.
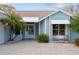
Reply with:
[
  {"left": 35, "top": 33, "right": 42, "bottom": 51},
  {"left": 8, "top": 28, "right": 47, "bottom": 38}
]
[{"left": 8, "top": 3, "right": 65, "bottom": 11}]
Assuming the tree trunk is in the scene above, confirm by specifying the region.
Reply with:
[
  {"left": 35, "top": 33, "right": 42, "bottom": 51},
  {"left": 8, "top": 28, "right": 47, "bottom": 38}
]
[
  {"left": 9, "top": 28, "right": 13, "bottom": 41},
  {"left": 22, "top": 30, "right": 24, "bottom": 40},
  {"left": 9, "top": 27, "right": 18, "bottom": 41},
  {"left": 11, "top": 34, "right": 18, "bottom": 40},
  {"left": 9, "top": 32, "right": 18, "bottom": 41}
]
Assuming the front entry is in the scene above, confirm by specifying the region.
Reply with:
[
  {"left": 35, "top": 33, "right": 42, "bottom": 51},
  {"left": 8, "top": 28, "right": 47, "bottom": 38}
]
[
  {"left": 24, "top": 24, "right": 35, "bottom": 39},
  {"left": 52, "top": 24, "right": 67, "bottom": 41}
]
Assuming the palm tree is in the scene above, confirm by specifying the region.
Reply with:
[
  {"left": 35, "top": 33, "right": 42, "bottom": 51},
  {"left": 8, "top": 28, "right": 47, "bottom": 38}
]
[
  {"left": 69, "top": 14, "right": 79, "bottom": 33},
  {"left": 0, "top": 4, "right": 15, "bottom": 13},
  {"left": 0, "top": 4, "right": 26, "bottom": 41},
  {"left": 0, "top": 12, "right": 26, "bottom": 41}
]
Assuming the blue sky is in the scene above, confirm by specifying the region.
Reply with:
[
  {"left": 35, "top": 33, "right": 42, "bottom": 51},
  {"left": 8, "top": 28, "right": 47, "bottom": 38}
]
[{"left": 9, "top": 3, "right": 64, "bottom": 11}]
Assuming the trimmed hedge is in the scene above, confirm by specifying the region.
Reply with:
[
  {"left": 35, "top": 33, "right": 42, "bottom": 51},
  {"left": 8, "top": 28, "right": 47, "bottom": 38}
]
[{"left": 37, "top": 34, "right": 49, "bottom": 43}]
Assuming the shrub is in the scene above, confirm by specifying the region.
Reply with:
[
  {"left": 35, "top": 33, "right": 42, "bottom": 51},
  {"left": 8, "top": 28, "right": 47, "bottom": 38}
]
[
  {"left": 75, "top": 38, "right": 79, "bottom": 46},
  {"left": 37, "top": 34, "right": 49, "bottom": 43}
]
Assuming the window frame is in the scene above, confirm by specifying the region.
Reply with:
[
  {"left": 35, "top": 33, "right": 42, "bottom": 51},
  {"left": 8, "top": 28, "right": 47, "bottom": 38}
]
[
  {"left": 53, "top": 24, "right": 65, "bottom": 35},
  {"left": 26, "top": 24, "right": 34, "bottom": 35}
]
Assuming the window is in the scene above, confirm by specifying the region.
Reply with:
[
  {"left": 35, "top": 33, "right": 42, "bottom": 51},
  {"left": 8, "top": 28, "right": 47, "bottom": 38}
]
[
  {"left": 53, "top": 24, "right": 65, "bottom": 35},
  {"left": 59, "top": 30, "right": 65, "bottom": 35},
  {"left": 26, "top": 25, "right": 34, "bottom": 35},
  {"left": 59, "top": 24, "right": 65, "bottom": 29},
  {"left": 53, "top": 24, "right": 58, "bottom": 29},
  {"left": 53, "top": 30, "right": 58, "bottom": 35}
]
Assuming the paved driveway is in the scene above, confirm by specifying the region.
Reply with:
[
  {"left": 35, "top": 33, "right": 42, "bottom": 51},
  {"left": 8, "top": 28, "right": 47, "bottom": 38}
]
[{"left": 0, "top": 40, "right": 79, "bottom": 55}]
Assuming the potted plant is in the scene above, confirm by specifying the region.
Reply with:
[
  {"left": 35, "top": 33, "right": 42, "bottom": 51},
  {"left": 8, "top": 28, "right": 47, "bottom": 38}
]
[{"left": 37, "top": 34, "right": 49, "bottom": 43}]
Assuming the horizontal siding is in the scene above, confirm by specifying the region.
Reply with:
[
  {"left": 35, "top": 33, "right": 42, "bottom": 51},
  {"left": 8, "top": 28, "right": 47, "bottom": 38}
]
[
  {"left": 40, "top": 20, "right": 45, "bottom": 34},
  {"left": 70, "top": 31, "right": 79, "bottom": 41},
  {"left": 46, "top": 17, "right": 49, "bottom": 36},
  {"left": 50, "top": 11, "right": 70, "bottom": 20},
  {"left": 4, "top": 27, "right": 10, "bottom": 41},
  {"left": 0, "top": 23, "right": 5, "bottom": 44}
]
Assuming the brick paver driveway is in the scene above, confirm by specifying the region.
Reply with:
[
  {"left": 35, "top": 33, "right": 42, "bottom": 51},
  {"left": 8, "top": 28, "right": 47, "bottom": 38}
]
[{"left": 0, "top": 40, "right": 79, "bottom": 55}]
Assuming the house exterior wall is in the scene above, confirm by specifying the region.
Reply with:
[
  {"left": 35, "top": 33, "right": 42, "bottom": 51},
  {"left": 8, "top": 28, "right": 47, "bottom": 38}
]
[
  {"left": 70, "top": 30, "right": 79, "bottom": 41},
  {"left": 38, "top": 11, "right": 72, "bottom": 41},
  {"left": 3, "top": 22, "right": 39, "bottom": 41},
  {"left": 0, "top": 23, "right": 5, "bottom": 44},
  {"left": 4, "top": 27, "right": 10, "bottom": 41},
  {"left": 39, "top": 20, "right": 45, "bottom": 34},
  {"left": 45, "top": 17, "right": 49, "bottom": 35},
  {"left": 1, "top": 10, "right": 79, "bottom": 43},
  {"left": 4, "top": 27, "right": 23, "bottom": 41},
  {"left": 45, "top": 11, "right": 79, "bottom": 41},
  {"left": 45, "top": 11, "right": 71, "bottom": 41},
  {"left": 44, "top": 17, "right": 52, "bottom": 41},
  {"left": 50, "top": 11, "right": 70, "bottom": 20}
]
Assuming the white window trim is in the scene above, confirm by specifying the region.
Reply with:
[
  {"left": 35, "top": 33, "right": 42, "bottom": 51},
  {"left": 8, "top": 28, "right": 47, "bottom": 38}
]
[
  {"left": 51, "top": 20, "right": 70, "bottom": 24},
  {"left": 23, "top": 17, "right": 39, "bottom": 22}
]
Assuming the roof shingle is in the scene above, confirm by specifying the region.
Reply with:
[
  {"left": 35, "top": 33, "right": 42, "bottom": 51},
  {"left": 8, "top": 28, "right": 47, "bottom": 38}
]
[{"left": 16, "top": 11, "right": 53, "bottom": 19}]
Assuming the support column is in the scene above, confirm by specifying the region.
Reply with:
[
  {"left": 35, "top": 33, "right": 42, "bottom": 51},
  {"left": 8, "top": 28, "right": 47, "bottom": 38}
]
[
  {"left": 34, "top": 23, "right": 36, "bottom": 39},
  {"left": 49, "top": 17, "right": 52, "bottom": 41},
  {"left": 44, "top": 19, "right": 46, "bottom": 34},
  {"left": 39, "top": 22, "right": 40, "bottom": 35}
]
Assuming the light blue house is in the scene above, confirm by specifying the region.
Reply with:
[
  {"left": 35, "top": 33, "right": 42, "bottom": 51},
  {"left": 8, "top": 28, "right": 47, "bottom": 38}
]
[{"left": 0, "top": 10, "right": 79, "bottom": 44}]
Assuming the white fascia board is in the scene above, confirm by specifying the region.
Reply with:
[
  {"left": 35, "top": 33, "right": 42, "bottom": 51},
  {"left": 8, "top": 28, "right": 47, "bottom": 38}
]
[
  {"left": 23, "top": 17, "right": 39, "bottom": 22},
  {"left": 51, "top": 20, "right": 70, "bottom": 24}
]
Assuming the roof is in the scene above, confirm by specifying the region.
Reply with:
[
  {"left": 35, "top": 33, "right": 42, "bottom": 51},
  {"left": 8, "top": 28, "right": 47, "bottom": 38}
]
[
  {"left": 0, "top": 10, "right": 73, "bottom": 22},
  {"left": 16, "top": 11, "right": 52, "bottom": 19}
]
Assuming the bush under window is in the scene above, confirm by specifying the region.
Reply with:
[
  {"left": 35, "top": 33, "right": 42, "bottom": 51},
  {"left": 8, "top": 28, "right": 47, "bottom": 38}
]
[{"left": 37, "top": 34, "right": 49, "bottom": 43}]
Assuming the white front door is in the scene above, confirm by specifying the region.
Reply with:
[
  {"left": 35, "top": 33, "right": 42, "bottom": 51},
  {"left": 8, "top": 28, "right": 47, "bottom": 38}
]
[
  {"left": 25, "top": 24, "right": 35, "bottom": 39},
  {"left": 52, "top": 24, "right": 66, "bottom": 40}
]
